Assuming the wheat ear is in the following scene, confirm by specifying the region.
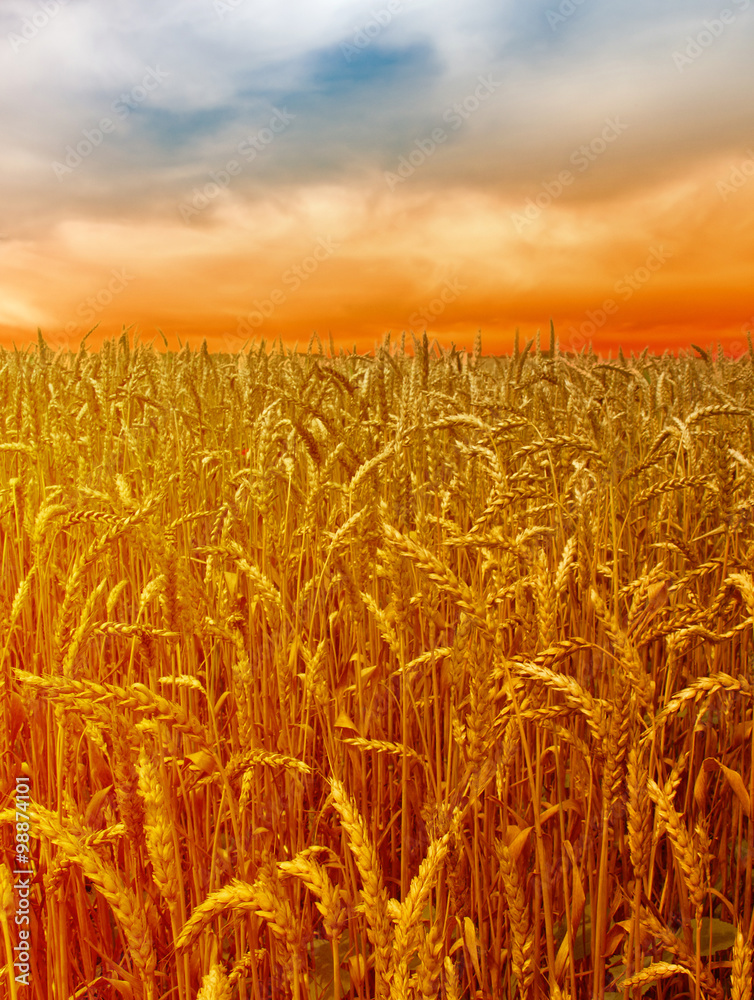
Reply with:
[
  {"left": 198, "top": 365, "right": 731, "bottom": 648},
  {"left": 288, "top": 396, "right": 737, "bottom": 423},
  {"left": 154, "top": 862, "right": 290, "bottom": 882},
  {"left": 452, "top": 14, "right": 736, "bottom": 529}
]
[
  {"left": 647, "top": 780, "right": 705, "bottom": 912},
  {"left": 196, "top": 964, "right": 232, "bottom": 1000},
  {"left": 732, "top": 927, "right": 753, "bottom": 1000},
  {"left": 390, "top": 833, "right": 451, "bottom": 999},
  {"left": 279, "top": 853, "right": 346, "bottom": 1000},
  {"left": 137, "top": 746, "right": 180, "bottom": 913},
  {"left": 496, "top": 837, "right": 534, "bottom": 999},
  {"left": 620, "top": 962, "right": 693, "bottom": 991},
  {"left": 330, "top": 778, "right": 392, "bottom": 997}
]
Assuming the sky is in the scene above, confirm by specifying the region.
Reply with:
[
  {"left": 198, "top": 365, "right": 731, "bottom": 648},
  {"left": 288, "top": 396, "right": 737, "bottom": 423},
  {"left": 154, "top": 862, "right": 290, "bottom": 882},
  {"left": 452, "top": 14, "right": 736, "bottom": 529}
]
[{"left": 2, "top": 0, "right": 754, "bottom": 356}]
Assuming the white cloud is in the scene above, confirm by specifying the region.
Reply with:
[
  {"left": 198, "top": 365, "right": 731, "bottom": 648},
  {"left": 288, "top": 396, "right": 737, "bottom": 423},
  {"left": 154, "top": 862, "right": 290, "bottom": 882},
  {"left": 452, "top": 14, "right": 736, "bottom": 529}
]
[{"left": 1, "top": 0, "right": 752, "bottom": 241}]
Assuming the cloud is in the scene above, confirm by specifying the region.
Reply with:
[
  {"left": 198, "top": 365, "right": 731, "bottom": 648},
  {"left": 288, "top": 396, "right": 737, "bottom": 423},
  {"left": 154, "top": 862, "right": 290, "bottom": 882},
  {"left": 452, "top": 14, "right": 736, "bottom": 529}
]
[{"left": 2, "top": 0, "right": 753, "bottom": 350}]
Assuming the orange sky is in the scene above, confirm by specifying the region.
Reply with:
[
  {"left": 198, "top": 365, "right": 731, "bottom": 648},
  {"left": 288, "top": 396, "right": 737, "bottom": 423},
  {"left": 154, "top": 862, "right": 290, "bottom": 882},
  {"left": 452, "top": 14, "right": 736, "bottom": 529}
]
[{"left": 3, "top": 0, "right": 754, "bottom": 356}]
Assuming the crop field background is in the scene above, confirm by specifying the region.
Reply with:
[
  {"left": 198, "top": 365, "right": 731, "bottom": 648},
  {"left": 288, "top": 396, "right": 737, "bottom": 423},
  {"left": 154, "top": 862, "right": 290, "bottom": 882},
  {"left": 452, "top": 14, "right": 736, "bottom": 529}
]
[{"left": 1, "top": 330, "right": 754, "bottom": 1000}]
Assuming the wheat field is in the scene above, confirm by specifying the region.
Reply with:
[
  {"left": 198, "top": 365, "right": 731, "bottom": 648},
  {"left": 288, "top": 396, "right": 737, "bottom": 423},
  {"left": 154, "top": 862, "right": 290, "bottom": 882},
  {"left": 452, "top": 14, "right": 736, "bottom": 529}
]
[{"left": 1, "top": 328, "right": 753, "bottom": 1000}]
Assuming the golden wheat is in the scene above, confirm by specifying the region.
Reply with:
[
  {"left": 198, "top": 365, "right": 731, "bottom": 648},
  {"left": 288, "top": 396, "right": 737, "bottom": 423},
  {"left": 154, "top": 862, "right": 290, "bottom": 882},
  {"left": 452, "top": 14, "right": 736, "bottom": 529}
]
[{"left": 2, "top": 336, "right": 752, "bottom": 999}]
